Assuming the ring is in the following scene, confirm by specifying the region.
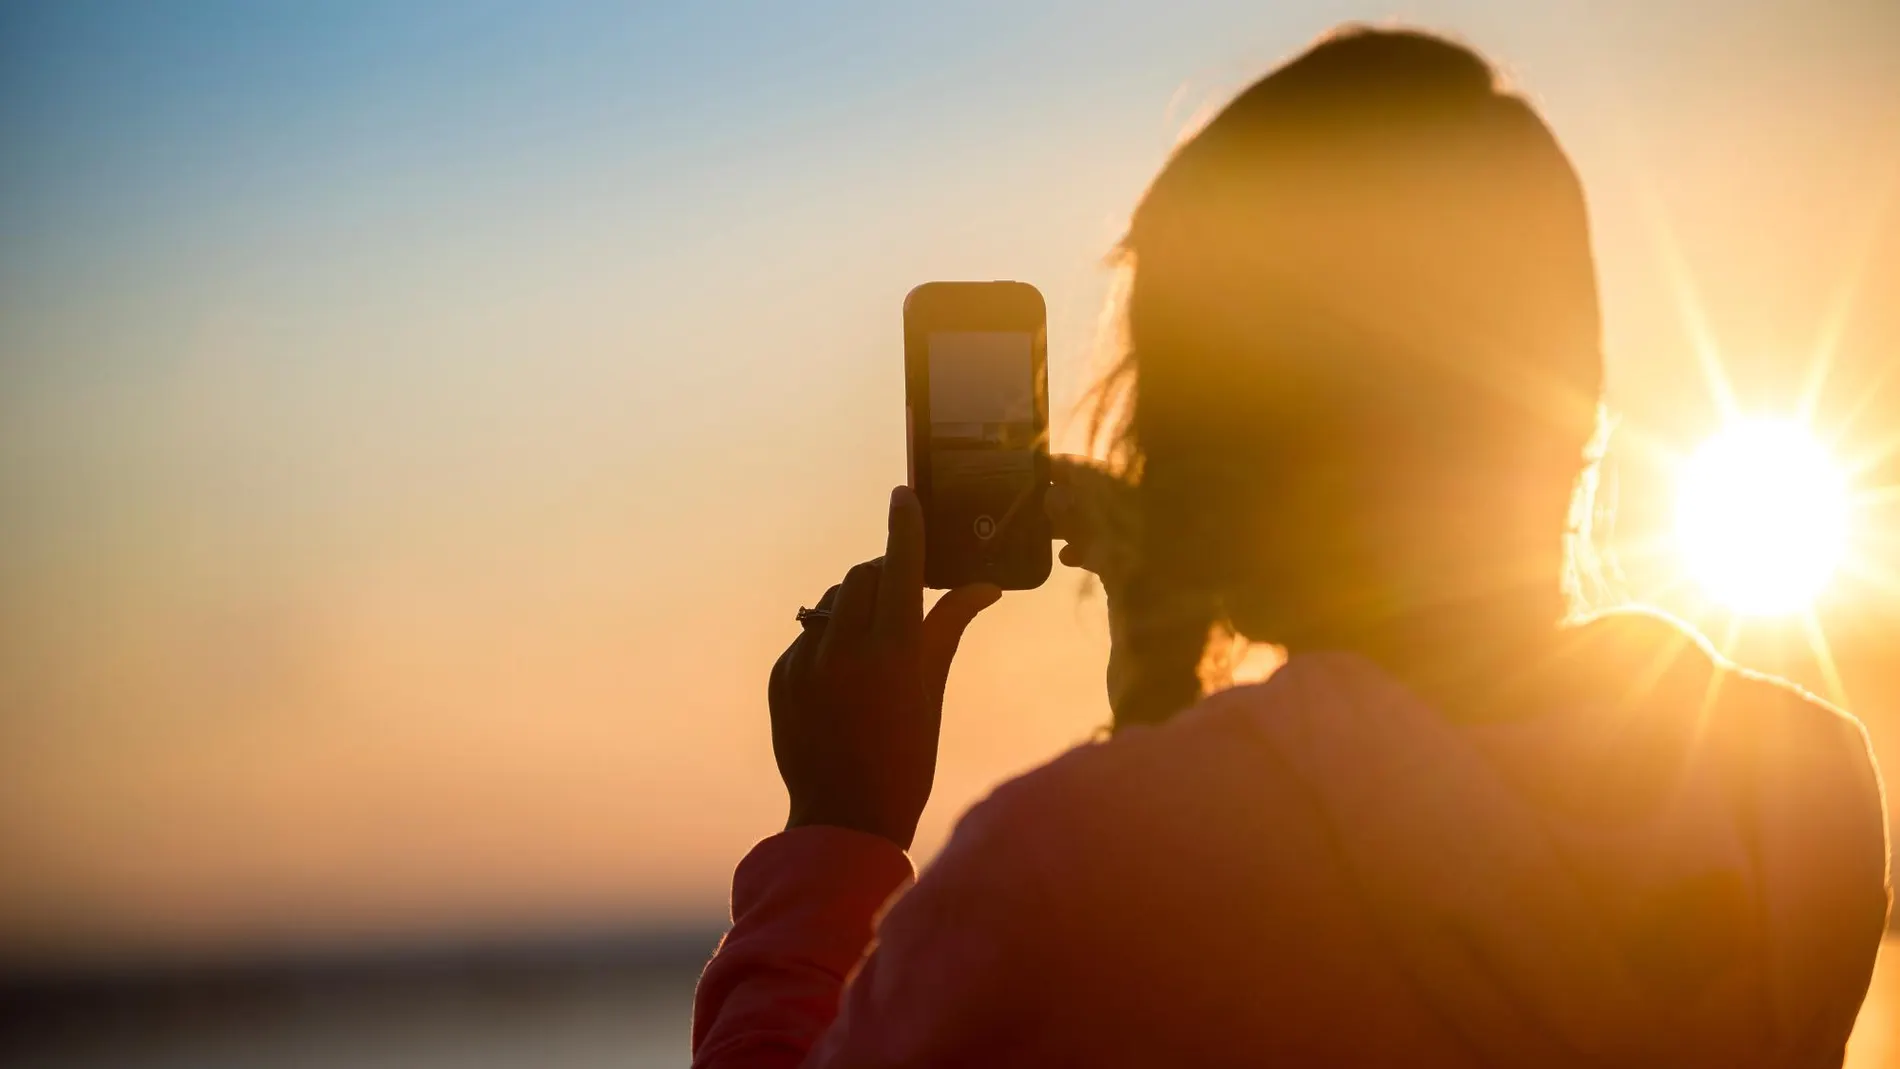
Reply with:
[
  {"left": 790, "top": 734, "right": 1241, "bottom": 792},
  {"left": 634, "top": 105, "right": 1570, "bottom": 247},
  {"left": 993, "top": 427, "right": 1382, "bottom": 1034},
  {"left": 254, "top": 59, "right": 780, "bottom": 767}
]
[{"left": 795, "top": 606, "right": 832, "bottom": 626}]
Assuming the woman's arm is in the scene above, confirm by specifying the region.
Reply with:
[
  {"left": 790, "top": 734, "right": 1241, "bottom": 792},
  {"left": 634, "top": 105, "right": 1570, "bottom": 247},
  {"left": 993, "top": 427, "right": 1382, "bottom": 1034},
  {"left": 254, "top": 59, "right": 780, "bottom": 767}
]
[
  {"left": 693, "top": 791, "right": 1062, "bottom": 1069},
  {"left": 690, "top": 828, "right": 914, "bottom": 1068},
  {"left": 691, "top": 485, "right": 1000, "bottom": 1067}
]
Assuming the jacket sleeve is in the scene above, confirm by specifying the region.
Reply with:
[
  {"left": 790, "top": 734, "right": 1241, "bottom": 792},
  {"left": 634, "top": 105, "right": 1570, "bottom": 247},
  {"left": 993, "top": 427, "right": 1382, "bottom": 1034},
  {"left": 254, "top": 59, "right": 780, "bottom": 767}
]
[
  {"left": 691, "top": 797, "right": 1063, "bottom": 1069},
  {"left": 690, "top": 826, "right": 915, "bottom": 1068}
]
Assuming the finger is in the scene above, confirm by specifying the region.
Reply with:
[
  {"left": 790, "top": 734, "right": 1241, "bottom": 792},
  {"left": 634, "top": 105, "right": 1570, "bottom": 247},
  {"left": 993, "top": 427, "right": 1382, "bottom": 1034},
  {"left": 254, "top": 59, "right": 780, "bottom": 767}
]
[
  {"left": 816, "top": 583, "right": 842, "bottom": 610},
  {"left": 1052, "top": 454, "right": 1125, "bottom": 503},
  {"left": 1049, "top": 453, "right": 1087, "bottom": 485},
  {"left": 1045, "top": 483, "right": 1076, "bottom": 541},
  {"left": 1059, "top": 543, "right": 1084, "bottom": 569},
  {"left": 797, "top": 582, "right": 844, "bottom": 631},
  {"left": 875, "top": 486, "right": 925, "bottom": 639},
  {"left": 920, "top": 583, "right": 1002, "bottom": 704},
  {"left": 769, "top": 640, "right": 797, "bottom": 709},
  {"left": 819, "top": 559, "right": 881, "bottom": 662},
  {"left": 1048, "top": 454, "right": 1127, "bottom": 544},
  {"left": 785, "top": 582, "right": 841, "bottom": 679}
]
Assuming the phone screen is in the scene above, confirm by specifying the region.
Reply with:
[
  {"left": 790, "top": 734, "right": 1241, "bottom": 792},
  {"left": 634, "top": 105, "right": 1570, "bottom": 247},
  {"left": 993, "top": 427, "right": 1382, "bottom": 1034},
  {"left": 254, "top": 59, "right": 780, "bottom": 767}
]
[{"left": 927, "top": 330, "right": 1039, "bottom": 547}]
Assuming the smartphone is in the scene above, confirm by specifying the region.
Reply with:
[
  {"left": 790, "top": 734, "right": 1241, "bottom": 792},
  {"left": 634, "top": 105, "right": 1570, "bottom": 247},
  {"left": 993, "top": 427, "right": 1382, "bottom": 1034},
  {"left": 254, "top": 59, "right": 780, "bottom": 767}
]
[{"left": 904, "top": 281, "right": 1052, "bottom": 591}]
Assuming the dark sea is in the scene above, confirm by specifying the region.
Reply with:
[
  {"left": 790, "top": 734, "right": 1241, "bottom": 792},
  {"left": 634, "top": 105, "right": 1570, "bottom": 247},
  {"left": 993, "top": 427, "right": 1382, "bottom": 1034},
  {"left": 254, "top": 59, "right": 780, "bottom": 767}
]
[{"left": 5, "top": 931, "right": 1896, "bottom": 1068}]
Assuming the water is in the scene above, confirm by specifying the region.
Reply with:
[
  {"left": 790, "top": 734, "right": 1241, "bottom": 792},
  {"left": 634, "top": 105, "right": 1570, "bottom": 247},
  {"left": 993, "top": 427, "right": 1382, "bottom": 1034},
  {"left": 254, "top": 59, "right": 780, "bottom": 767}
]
[{"left": 7, "top": 937, "right": 1897, "bottom": 1067}]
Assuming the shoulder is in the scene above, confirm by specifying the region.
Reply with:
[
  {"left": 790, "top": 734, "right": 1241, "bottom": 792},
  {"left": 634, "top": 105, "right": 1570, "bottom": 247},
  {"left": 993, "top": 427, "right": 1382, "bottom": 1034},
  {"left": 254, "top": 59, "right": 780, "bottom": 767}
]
[
  {"left": 924, "top": 681, "right": 1349, "bottom": 914},
  {"left": 889, "top": 684, "right": 1421, "bottom": 1052},
  {"left": 951, "top": 686, "right": 1297, "bottom": 826},
  {"left": 1568, "top": 607, "right": 1875, "bottom": 758},
  {"left": 1696, "top": 640, "right": 1892, "bottom": 1045},
  {"left": 1718, "top": 659, "right": 1885, "bottom": 843}
]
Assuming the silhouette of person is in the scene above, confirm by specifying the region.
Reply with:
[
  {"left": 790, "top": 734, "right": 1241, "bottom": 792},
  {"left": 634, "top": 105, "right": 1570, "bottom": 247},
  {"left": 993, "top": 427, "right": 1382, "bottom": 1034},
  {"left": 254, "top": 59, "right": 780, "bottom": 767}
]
[{"left": 694, "top": 26, "right": 1888, "bottom": 1068}]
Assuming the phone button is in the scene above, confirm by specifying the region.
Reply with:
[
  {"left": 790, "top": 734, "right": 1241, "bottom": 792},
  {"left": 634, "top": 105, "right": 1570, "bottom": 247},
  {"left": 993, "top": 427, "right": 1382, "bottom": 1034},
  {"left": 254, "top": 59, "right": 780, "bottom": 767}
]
[{"left": 973, "top": 515, "right": 997, "bottom": 541}]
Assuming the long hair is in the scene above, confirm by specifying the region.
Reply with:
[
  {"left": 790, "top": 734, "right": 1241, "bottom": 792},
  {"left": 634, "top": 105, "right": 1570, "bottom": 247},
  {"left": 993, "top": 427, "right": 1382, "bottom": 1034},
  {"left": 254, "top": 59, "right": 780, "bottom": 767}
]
[{"left": 1099, "top": 28, "right": 1606, "bottom": 727}]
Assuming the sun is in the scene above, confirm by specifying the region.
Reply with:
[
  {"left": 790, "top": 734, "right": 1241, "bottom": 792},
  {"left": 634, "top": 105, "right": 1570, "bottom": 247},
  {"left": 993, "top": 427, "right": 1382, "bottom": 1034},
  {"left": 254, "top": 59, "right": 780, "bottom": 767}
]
[{"left": 1675, "top": 418, "right": 1850, "bottom": 616}]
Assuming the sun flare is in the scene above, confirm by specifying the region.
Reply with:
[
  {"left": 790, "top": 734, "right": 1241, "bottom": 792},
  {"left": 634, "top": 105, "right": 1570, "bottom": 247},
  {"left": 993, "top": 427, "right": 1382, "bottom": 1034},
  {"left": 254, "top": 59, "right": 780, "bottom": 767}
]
[{"left": 1675, "top": 419, "right": 1850, "bottom": 617}]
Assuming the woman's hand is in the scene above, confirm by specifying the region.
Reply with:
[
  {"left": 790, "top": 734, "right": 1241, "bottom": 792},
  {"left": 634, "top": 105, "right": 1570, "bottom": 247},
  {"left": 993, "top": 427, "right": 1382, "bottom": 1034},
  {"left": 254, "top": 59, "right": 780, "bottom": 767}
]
[
  {"left": 1045, "top": 454, "right": 1138, "bottom": 599},
  {"left": 1045, "top": 454, "right": 1146, "bottom": 716},
  {"left": 767, "top": 487, "right": 1001, "bottom": 850}
]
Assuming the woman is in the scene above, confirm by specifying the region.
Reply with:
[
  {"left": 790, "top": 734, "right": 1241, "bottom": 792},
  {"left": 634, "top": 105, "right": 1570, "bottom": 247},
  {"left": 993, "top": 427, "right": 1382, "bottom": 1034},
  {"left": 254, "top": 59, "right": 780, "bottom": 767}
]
[{"left": 693, "top": 27, "right": 1888, "bottom": 1068}]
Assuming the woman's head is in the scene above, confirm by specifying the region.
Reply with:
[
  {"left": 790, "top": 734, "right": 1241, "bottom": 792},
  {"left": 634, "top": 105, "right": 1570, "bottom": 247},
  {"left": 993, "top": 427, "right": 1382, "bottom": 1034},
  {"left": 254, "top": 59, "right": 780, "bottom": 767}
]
[{"left": 1102, "top": 28, "right": 1605, "bottom": 725}]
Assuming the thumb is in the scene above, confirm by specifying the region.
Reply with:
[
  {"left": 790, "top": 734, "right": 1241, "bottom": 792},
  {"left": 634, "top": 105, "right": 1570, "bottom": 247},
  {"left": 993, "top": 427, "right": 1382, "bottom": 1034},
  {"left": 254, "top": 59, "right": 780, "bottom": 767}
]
[{"left": 920, "top": 583, "right": 1002, "bottom": 704}]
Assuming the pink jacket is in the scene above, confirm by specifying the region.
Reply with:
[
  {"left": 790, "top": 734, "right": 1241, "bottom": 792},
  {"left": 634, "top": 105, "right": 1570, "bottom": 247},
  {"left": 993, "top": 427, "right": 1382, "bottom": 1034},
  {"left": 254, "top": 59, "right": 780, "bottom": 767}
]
[{"left": 693, "top": 614, "right": 1889, "bottom": 1067}]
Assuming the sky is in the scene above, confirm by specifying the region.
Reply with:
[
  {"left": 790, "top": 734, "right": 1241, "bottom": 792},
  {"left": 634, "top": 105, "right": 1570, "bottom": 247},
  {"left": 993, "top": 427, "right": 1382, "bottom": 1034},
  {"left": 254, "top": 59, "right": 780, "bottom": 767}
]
[{"left": 2, "top": 0, "right": 1897, "bottom": 963}]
